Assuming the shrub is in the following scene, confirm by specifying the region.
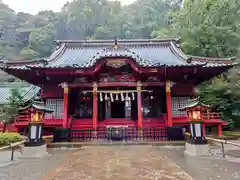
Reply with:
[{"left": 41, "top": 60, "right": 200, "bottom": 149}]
[
  {"left": 0, "top": 133, "right": 23, "bottom": 146},
  {"left": 223, "top": 131, "right": 240, "bottom": 137}
]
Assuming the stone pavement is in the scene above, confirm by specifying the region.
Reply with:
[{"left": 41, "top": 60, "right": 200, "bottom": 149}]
[
  {"left": 0, "top": 145, "right": 239, "bottom": 180},
  {"left": 43, "top": 146, "right": 193, "bottom": 180},
  {"left": 160, "top": 146, "right": 240, "bottom": 180},
  {"left": 0, "top": 150, "right": 22, "bottom": 167},
  {"left": 0, "top": 149, "right": 73, "bottom": 180}
]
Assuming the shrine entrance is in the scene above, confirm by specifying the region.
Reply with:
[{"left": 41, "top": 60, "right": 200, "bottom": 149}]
[
  {"left": 111, "top": 101, "right": 125, "bottom": 118},
  {"left": 97, "top": 87, "right": 138, "bottom": 121}
]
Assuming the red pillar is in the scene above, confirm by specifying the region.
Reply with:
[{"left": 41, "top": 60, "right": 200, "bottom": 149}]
[
  {"left": 63, "top": 83, "right": 69, "bottom": 128},
  {"left": 218, "top": 123, "right": 222, "bottom": 136},
  {"left": 137, "top": 81, "right": 143, "bottom": 129},
  {"left": 165, "top": 81, "right": 173, "bottom": 127},
  {"left": 92, "top": 82, "right": 98, "bottom": 130},
  {"left": 202, "top": 123, "right": 206, "bottom": 136}
]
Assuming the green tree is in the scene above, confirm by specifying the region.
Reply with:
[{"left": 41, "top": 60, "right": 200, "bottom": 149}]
[
  {"left": 157, "top": 0, "right": 240, "bottom": 125},
  {"left": 0, "top": 87, "right": 24, "bottom": 132},
  {"left": 28, "top": 24, "right": 55, "bottom": 57},
  {"left": 19, "top": 48, "right": 40, "bottom": 59}
]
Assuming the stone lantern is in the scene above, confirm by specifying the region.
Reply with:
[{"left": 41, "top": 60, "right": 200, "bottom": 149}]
[
  {"left": 179, "top": 98, "right": 210, "bottom": 156},
  {"left": 22, "top": 101, "right": 53, "bottom": 147}
]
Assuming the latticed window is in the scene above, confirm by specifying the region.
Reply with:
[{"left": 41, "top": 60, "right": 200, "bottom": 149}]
[
  {"left": 45, "top": 99, "right": 64, "bottom": 119},
  {"left": 172, "top": 97, "right": 191, "bottom": 116}
]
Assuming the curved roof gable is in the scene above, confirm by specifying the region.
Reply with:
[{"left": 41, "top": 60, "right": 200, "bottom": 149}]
[{"left": 0, "top": 38, "right": 236, "bottom": 69}]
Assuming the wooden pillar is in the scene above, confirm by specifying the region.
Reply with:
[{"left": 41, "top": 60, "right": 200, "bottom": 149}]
[
  {"left": 165, "top": 81, "right": 173, "bottom": 127},
  {"left": 92, "top": 82, "right": 98, "bottom": 130},
  {"left": 63, "top": 83, "right": 69, "bottom": 128},
  {"left": 137, "top": 81, "right": 143, "bottom": 130},
  {"left": 202, "top": 123, "right": 206, "bottom": 136},
  {"left": 218, "top": 123, "right": 222, "bottom": 137}
]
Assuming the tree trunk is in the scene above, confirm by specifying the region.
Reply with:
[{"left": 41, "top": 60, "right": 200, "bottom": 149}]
[{"left": 3, "top": 123, "right": 7, "bottom": 133}]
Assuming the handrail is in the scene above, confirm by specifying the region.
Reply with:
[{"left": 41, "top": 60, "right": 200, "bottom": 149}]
[
  {"left": 0, "top": 140, "right": 25, "bottom": 161},
  {"left": 206, "top": 137, "right": 240, "bottom": 147},
  {"left": 0, "top": 140, "right": 25, "bottom": 151},
  {"left": 206, "top": 137, "right": 240, "bottom": 158}
]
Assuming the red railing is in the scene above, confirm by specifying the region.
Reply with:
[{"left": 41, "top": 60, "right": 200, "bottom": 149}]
[
  {"left": 203, "top": 112, "right": 221, "bottom": 120},
  {"left": 172, "top": 112, "right": 223, "bottom": 124},
  {"left": 68, "top": 116, "right": 73, "bottom": 128},
  {"left": 44, "top": 118, "right": 63, "bottom": 126},
  {"left": 14, "top": 112, "right": 224, "bottom": 128}
]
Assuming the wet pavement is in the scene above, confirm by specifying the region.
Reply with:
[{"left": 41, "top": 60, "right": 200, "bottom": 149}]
[
  {"left": 0, "top": 145, "right": 239, "bottom": 180},
  {"left": 0, "top": 149, "right": 73, "bottom": 180},
  {"left": 160, "top": 146, "right": 240, "bottom": 180},
  {"left": 48, "top": 146, "right": 193, "bottom": 180}
]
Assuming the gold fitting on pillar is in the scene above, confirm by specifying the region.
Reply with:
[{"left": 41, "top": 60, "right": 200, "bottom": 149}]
[
  {"left": 137, "top": 81, "right": 142, "bottom": 92},
  {"left": 62, "top": 82, "right": 69, "bottom": 94},
  {"left": 165, "top": 81, "right": 171, "bottom": 93},
  {"left": 93, "top": 82, "right": 98, "bottom": 96},
  {"left": 64, "top": 87, "right": 69, "bottom": 94}
]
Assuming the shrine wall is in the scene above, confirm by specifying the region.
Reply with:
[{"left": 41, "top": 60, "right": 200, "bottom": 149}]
[{"left": 41, "top": 86, "right": 63, "bottom": 98}]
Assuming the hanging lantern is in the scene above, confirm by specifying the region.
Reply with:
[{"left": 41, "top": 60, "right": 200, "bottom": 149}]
[
  {"left": 126, "top": 99, "right": 129, "bottom": 107},
  {"left": 132, "top": 92, "right": 135, "bottom": 100},
  {"left": 100, "top": 93, "right": 103, "bottom": 102},
  {"left": 115, "top": 93, "right": 119, "bottom": 101},
  {"left": 110, "top": 93, "right": 114, "bottom": 102},
  {"left": 125, "top": 93, "right": 129, "bottom": 101},
  {"left": 121, "top": 93, "right": 124, "bottom": 101},
  {"left": 104, "top": 93, "right": 108, "bottom": 101}
]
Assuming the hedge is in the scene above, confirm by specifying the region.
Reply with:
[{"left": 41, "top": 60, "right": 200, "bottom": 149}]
[
  {"left": 223, "top": 131, "right": 240, "bottom": 137},
  {"left": 0, "top": 133, "right": 23, "bottom": 146}
]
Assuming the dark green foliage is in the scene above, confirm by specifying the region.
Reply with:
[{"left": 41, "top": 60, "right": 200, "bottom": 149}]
[
  {"left": 157, "top": 0, "right": 240, "bottom": 126},
  {"left": 0, "top": 87, "right": 24, "bottom": 132},
  {"left": 0, "top": 0, "right": 183, "bottom": 60},
  {"left": 0, "top": 132, "right": 22, "bottom": 146}
]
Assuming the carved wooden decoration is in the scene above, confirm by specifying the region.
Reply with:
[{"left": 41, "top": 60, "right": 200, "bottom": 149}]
[
  {"left": 73, "top": 77, "right": 88, "bottom": 83},
  {"left": 99, "top": 73, "right": 136, "bottom": 83},
  {"left": 146, "top": 77, "right": 159, "bottom": 82},
  {"left": 106, "top": 59, "right": 126, "bottom": 68}
]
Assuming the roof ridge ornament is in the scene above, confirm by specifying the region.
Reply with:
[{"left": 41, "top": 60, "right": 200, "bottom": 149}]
[{"left": 114, "top": 37, "right": 119, "bottom": 49}]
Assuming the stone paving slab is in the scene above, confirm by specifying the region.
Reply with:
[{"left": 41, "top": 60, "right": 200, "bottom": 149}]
[
  {"left": 0, "top": 149, "right": 73, "bottom": 180},
  {"left": 47, "top": 140, "right": 185, "bottom": 148},
  {"left": 0, "top": 150, "right": 22, "bottom": 167},
  {"left": 1, "top": 145, "right": 239, "bottom": 180},
  {"left": 160, "top": 146, "right": 240, "bottom": 180},
  {"left": 44, "top": 146, "right": 193, "bottom": 180}
]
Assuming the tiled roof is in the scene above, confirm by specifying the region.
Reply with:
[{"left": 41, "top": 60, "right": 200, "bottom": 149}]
[
  {"left": 178, "top": 98, "right": 211, "bottom": 111},
  {"left": 0, "top": 82, "right": 40, "bottom": 104},
  {"left": 0, "top": 38, "right": 236, "bottom": 69},
  {"left": 20, "top": 101, "right": 53, "bottom": 112}
]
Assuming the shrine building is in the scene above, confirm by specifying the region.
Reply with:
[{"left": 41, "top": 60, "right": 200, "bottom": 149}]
[{"left": 0, "top": 39, "right": 236, "bottom": 136}]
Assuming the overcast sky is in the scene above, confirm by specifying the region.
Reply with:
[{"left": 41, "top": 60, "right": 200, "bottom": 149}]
[{"left": 2, "top": 0, "right": 135, "bottom": 15}]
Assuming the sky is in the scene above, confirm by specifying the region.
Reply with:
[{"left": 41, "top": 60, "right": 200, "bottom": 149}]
[{"left": 2, "top": 0, "right": 136, "bottom": 15}]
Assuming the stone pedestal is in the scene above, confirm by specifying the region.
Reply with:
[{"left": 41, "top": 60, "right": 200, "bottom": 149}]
[
  {"left": 184, "top": 142, "right": 209, "bottom": 156},
  {"left": 21, "top": 144, "right": 48, "bottom": 158}
]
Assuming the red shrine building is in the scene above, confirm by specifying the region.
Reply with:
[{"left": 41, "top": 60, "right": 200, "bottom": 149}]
[{"left": 0, "top": 39, "right": 236, "bottom": 136}]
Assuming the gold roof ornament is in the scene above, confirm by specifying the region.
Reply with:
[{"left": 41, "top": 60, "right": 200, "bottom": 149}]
[{"left": 114, "top": 38, "right": 119, "bottom": 49}]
